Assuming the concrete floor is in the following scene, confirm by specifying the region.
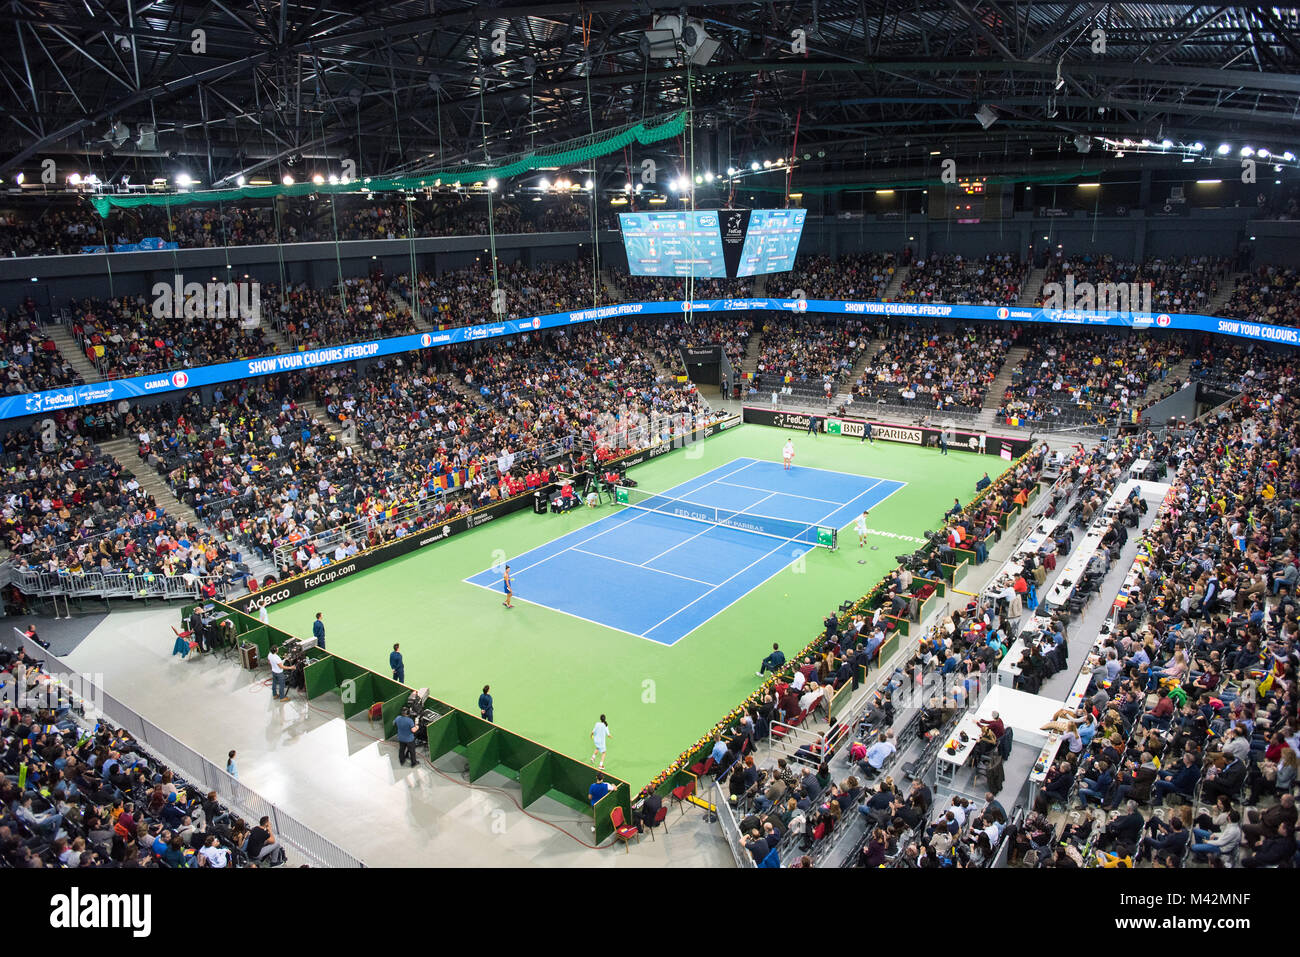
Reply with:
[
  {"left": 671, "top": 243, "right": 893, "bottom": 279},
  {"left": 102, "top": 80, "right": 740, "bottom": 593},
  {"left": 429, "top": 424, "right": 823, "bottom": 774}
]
[{"left": 53, "top": 606, "right": 731, "bottom": 868}]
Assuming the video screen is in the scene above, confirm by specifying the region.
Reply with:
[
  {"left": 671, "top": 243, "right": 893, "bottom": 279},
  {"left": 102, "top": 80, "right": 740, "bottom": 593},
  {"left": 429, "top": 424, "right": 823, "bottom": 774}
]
[
  {"left": 619, "top": 211, "right": 726, "bottom": 277},
  {"left": 736, "top": 208, "right": 807, "bottom": 277}
]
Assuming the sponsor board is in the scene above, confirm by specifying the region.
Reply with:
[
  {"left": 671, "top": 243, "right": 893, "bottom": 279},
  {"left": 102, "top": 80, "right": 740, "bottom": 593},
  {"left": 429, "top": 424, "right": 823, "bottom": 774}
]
[{"left": 745, "top": 408, "right": 1031, "bottom": 458}]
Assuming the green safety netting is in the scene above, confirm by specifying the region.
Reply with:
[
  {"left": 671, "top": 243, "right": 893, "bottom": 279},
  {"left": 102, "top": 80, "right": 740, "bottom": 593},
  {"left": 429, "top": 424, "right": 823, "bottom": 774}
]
[{"left": 89, "top": 112, "right": 686, "bottom": 217}]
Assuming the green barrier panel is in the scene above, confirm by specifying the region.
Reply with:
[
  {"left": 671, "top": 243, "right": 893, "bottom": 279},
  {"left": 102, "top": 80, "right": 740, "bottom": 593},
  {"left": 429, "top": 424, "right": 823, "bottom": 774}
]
[
  {"left": 331, "top": 657, "right": 369, "bottom": 684},
  {"left": 652, "top": 769, "right": 694, "bottom": 799},
  {"left": 497, "top": 729, "right": 547, "bottom": 771},
  {"left": 424, "top": 712, "right": 460, "bottom": 760},
  {"left": 371, "top": 675, "right": 408, "bottom": 703},
  {"left": 341, "top": 672, "right": 374, "bottom": 720},
  {"left": 953, "top": 547, "right": 979, "bottom": 565},
  {"left": 999, "top": 505, "right": 1020, "bottom": 530},
  {"left": 465, "top": 727, "right": 502, "bottom": 782},
  {"left": 592, "top": 782, "right": 632, "bottom": 844},
  {"left": 456, "top": 710, "right": 496, "bottom": 746},
  {"left": 245, "top": 625, "right": 273, "bottom": 658},
  {"left": 519, "top": 752, "right": 552, "bottom": 808},
  {"left": 829, "top": 683, "right": 854, "bottom": 719},
  {"left": 951, "top": 559, "right": 969, "bottom": 584},
  {"left": 877, "top": 633, "right": 899, "bottom": 667},
  {"left": 303, "top": 657, "right": 338, "bottom": 699},
  {"left": 380, "top": 693, "right": 408, "bottom": 740},
  {"left": 916, "top": 591, "right": 938, "bottom": 623}
]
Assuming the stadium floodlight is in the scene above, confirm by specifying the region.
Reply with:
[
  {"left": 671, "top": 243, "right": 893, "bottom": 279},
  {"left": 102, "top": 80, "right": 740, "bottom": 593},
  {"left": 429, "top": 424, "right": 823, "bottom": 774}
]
[
  {"left": 1161, "top": 139, "right": 1173, "bottom": 149},
  {"left": 726, "top": 167, "right": 736, "bottom": 176},
  {"left": 135, "top": 123, "right": 156, "bottom": 151},
  {"left": 328, "top": 174, "right": 339, "bottom": 185},
  {"left": 68, "top": 173, "right": 82, "bottom": 185},
  {"left": 1285, "top": 152, "right": 1296, "bottom": 162},
  {"left": 634, "top": 183, "right": 642, "bottom": 193},
  {"left": 1258, "top": 148, "right": 1270, "bottom": 159},
  {"left": 539, "top": 177, "right": 550, "bottom": 190},
  {"left": 750, "top": 161, "right": 760, "bottom": 171},
  {"left": 175, "top": 173, "right": 192, "bottom": 188},
  {"left": 487, "top": 178, "right": 498, "bottom": 190},
  {"left": 1241, "top": 146, "right": 1254, "bottom": 157},
  {"left": 584, "top": 179, "right": 594, "bottom": 190},
  {"left": 1191, "top": 142, "right": 1204, "bottom": 151},
  {"left": 1217, "top": 143, "right": 1231, "bottom": 154},
  {"left": 282, "top": 174, "right": 295, "bottom": 186},
  {"left": 704, "top": 171, "right": 714, "bottom": 182},
  {"left": 236, "top": 175, "right": 246, "bottom": 186},
  {"left": 312, "top": 174, "right": 324, "bottom": 185}
]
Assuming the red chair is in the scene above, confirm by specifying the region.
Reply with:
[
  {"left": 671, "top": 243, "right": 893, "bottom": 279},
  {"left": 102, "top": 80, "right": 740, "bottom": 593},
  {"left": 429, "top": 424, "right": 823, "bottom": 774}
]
[
  {"left": 645, "top": 805, "right": 669, "bottom": 840},
  {"left": 670, "top": 779, "right": 695, "bottom": 816},
  {"left": 689, "top": 755, "right": 715, "bottom": 779},
  {"left": 610, "top": 806, "right": 640, "bottom": 852}
]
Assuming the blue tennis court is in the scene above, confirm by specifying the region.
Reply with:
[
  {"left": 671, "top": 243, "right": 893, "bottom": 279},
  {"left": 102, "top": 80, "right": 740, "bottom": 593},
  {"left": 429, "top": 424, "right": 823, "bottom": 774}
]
[{"left": 465, "top": 457, "right": 905, "bottom": 645}]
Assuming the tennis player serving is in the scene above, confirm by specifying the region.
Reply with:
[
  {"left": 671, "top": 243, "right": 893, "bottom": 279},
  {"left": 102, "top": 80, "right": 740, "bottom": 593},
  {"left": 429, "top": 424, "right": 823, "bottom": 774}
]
[{"left": 783, "top": 439, "right": 795, "bottom": 470}]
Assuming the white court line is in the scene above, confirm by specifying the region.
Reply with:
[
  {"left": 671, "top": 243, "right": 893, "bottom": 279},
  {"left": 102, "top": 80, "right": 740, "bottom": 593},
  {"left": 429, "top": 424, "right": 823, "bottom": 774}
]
[
  {"left": 728, "top": 458, "right": 902, "bottom": 485},
  {"left": 462, "top": 457, "right": 758, "bottom": 586},
  {"left": 646, "top": 476, "right": 908, "bottom": 643},
  {"left": 462, "top": 579, "right": 660, "bottom": 644},
  {"left": 570, "top": 547, "right": 721, "bottom": 587},
  {"left": 712, "top": 479, "right": 842, "bottom": 506},
  {"left": 640, "top": 485, "right": 863, "bottom": 639}
]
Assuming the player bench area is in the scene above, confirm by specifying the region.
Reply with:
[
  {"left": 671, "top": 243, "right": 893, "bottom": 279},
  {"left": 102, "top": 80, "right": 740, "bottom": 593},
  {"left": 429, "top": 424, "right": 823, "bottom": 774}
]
[{"left": 466, "top": 456, "right": 905, "bottom": 645}]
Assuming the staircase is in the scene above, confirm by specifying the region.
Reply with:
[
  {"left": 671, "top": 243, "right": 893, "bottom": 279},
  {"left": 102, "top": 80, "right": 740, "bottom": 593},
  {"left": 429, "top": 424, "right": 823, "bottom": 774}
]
[
  {"left": 256, "top": 319, "right": 295, "bottom": 356},
  {"left": 46, "top": 323, "right": 103, "bottom": 383},
  {"left": 831, "top": 335, "right": 886, "bottom": 407},
  {"left": 390, "top": 284, "right": 431, "bottom": 330},
  {"left": 881, "top": 265, "right": 908, "bottom": 300},
  {"left": 1018, "top": 268, "right": 1048, "bottom": 307},
  {"left": 752, "top": 274, "right": 768, "bottom": 297},
  {"left": 1205, "top": 272, "right": 1244, "bottom": 316},
  {"left": 982, "top": 346, "right": 1028, "bottom": 410},
  {"left": 100, "top": 436, "right": 201, "bottom": 530},
  {"left": 1137, "top": 355, "right": 1195, "bottom": 406},
  {"left": 600, "top": 268, "right": 625, "bottom": 302},
  {"left": 298, "top": 398, "right": 357, "bottom": 448}
]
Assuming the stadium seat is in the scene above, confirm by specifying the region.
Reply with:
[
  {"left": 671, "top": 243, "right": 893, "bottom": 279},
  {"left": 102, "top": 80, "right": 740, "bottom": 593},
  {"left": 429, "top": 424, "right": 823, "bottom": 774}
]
[{"left": 610, "top": 807, "right": 640, "bottom": 852}]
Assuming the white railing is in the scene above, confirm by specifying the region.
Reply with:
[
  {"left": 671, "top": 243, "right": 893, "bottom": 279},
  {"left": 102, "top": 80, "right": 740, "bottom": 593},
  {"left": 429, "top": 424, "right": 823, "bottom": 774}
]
[{"left": 8, "top": 627, "right": 364, "bottom": 868}]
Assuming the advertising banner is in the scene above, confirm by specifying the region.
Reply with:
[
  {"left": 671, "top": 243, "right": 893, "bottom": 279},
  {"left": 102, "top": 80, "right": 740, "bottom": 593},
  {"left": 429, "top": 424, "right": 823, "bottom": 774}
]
[{"left": 6, "top": 296, "right": 1295, "bottom": 420}]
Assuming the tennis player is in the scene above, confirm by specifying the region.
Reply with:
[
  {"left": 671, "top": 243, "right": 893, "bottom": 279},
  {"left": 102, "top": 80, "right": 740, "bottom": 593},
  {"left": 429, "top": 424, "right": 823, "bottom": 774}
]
[
  {"left": 856, "top": 510, "right": 870, "bottom": 548},
  {"left": 783, "top": 439, "right": 795, "bottom": 470},
  {"left": 502, "top": 564, "right": 513, "bottom": 609},
  {"left": 591, "top": 714, "right": 610, "bottom": 769}
]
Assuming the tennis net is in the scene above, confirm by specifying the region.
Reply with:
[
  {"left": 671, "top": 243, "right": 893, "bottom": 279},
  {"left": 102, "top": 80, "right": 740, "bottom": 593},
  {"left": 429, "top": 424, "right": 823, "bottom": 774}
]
[{"left": 614, "top": 486, "right": 837, "bottom": 549}]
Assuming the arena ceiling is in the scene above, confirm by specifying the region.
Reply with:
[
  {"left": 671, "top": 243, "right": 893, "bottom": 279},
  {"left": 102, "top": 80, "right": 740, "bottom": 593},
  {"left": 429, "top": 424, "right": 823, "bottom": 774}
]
[{"left": 1, "top": 1, "right": 1298, "bottom": 191}]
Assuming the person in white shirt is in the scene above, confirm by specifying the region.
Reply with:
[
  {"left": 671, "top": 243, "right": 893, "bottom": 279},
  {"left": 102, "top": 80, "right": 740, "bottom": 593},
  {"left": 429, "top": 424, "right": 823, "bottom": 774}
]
[
  {"left": 783, "top": 439, "right": 795, "bottom": 470},
  {"left": 268, "top": 645, "right": 289, "bottom": 701},
  {"left": 199, "top": 835, "right": 230, "bottom": 868},
  {"left": 856, "top": 510, "right": 870, "bottom": 548}
]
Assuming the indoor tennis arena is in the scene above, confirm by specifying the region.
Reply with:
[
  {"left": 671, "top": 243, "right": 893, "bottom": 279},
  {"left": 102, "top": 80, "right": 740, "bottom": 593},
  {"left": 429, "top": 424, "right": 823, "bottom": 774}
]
[{"left": 0, "top": 0, "right": 1296, "bottom": 917}]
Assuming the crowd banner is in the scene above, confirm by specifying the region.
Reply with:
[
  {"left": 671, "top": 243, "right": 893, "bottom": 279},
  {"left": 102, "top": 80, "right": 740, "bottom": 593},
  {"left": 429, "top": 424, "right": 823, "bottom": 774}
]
[
  {"left": 4, "top": 297, "right": 1297, "bottom": 420},
  {"left": 741, "top": 406, "right": 1035, "bottom": 459}
]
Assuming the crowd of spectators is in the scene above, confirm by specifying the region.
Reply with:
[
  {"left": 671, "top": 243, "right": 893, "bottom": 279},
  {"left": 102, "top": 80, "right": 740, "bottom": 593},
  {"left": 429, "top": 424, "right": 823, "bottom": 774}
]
[
  {"left": 66, "top": 293, "right": 277, "bottom": 380},
  {"left": 1, "top": 409, "right": 245, "bottom": 591},
  {"left": 1035, "top": 255, "right": 1230, "bottom": 315},
  {"left": 767, "top": 253, "right": 898, "bottom": 301},
  {"left": 1220, "top": 265, "right": 1300, "bottom": 328},
  {"left": 753, "top": 317, "right": 875, "bottom": 397},
  {"left": 1010, "top": 386, "right": 1299, "bottom": 868},
  {"left": 0, "top": 194, "right": 607, "bottom": 259},
  {"left": 2, "top": 299, "right": 83, "bottom": 395},
  {"left": 997, "top": 330, "right": 1186, "bottom": 426},
  {"left": 898, "top": 253, "right": 1028, "bottom": 306},
  {"left": 267, "top": 276, "right": 416, "bottom": 349},
  {"left": 1, "top": 645, "right": 282, "bottom": 867},
  {"left": 849, "top": 324, "right": 1014, "bottom": 413}
]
